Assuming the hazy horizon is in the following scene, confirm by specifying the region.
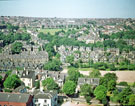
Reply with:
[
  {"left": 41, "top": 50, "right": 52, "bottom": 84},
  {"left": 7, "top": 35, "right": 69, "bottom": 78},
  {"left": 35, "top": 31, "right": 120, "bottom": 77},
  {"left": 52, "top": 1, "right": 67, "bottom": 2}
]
[{"left": 0, "top": 0, "right": 135, "bottom": 18}]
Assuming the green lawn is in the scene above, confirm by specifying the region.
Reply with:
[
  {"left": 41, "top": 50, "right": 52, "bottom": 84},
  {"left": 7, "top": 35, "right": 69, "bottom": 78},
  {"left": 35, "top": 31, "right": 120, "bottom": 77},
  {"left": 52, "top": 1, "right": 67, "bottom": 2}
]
[
  {"left": 38, "top": 28, "right": 68, "bottom": 35},
  {"left": 127, "top": 82, "right": 134, "bottom": 86},
  {"left": 79, "top": 68, "right": 93, "bottom": 71}
]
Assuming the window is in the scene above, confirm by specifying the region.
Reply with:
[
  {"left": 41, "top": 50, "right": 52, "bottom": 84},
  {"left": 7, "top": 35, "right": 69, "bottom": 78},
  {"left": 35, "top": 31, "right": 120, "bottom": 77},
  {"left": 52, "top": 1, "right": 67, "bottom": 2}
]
[
  {"left": 35, "top": 99, "right": 38, "bottom": 102},
  {"left": 44, "top": 100, "right": 47, "bottom": 103},
  {"left": 55, "top": 98, "right": 57, "bottom": 101}
]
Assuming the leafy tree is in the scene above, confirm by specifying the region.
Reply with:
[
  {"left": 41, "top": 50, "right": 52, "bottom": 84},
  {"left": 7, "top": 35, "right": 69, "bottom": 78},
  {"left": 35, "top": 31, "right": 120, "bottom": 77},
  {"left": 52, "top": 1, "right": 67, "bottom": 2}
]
[
  {"left": 6, "top": 70, "right": 12, "bottom": 76},
  {"left": 55, "top": 53, "right": 60, "bottom": 59},
  {"left": 66, "top": 55, "right": 74, "bottom": 66},
  {"left": 93, "top": 62, "right": 108, "bottom": 70},
  {"left": 63, "top": 80, "right": 76, "bottom": 96},
  {"left": 85, "top": 96, "right": 91, "bottom": 104},
  {"left": 128, "top": 94, "right": 135, "bottom": 105},
  {"left": 110, "top": 89, "right": 120, "bottom": 103},
  {"left": 4, "top": 75, "right": 21, "bottom": 89},
  {"left": 100, "top": 34, "right": 110, "bottom": 40},
  {"left": 11, "top": 42, "right": 23, "bottom": 54},
  {"left": 94, "top": 85, "right": 107, "bottom": 102},
  {"left": 118, "top": 81, "right": 128, "bottom": 86},
  {"left": 67, "top": 68, "right": 83, "bottom": 83},
  {"left": 21, "top": 33, "right": 31, "bottom": 41},
  {"left": 35, "top": 80, "right": 40, "bottom": 89},
  {"left": 107, "top": 80, "right": 116, "bottom": 92},
  {"left": 118, "top": 86, "right": 133, "bottom": 105},
  {"left": 103, "top": 40, "right": 116, "bottom": 48},
  {"left": 42, "top": 78, "right": 59, "bottom": 90},
  {"left": 44, "top": 59, "right": 61, "bottom": 71},
  {"left": 14, "top": 33, "right": 31, "bottom": 41},
  {"left": 107, "top": 64, "right": 116, "bottom": 71},
  {"left": 0, "top": 47, "right": 2, "bottom": 53},
  {"left": 43, "top": 43, "right": 56, "bottom": 59},
  {"left": 132, "top": 82, "right": 135, "bottom": 87},
  {"left": 0, "top": 75, "right": 2, "bottom": 84},
  {"left": 100, "top": 73, "right": 117, "bottom": 88},
  {"left": 3, "top": 34, "right": 15, "bottom": 45},
  {"left": 89, "top": 69, "right": 101, "bottom": 78},
  {"left": 80, "top": 84, "right": 92, "bottom": 97}
]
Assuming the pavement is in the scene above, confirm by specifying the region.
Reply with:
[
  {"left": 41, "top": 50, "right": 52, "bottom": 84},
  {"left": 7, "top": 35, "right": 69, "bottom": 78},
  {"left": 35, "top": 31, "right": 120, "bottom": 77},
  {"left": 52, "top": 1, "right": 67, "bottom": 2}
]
[{"left": 61, "top": 101, "right": 88, "bottom": 106}]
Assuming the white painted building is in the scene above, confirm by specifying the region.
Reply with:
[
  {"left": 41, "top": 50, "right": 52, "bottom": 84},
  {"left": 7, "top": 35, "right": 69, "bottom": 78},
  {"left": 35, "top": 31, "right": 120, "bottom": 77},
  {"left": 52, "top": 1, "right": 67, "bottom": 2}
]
[
  {"left": 34, "top": 90, "right": 58, "bottom": 106},
  {"left": 20, "top": 70, "right": 35, "bottom": 88}
]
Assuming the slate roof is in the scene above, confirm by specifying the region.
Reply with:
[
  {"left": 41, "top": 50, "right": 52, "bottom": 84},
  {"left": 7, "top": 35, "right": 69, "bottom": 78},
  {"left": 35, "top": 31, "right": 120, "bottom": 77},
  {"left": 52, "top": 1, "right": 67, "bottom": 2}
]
[
  {"left": 21, "top": 71, "right": 35, "bottom": 78},
  {"left": 34, "top": 90, "right": 57, "bottom": 99},
  {"left": 0, "top": 92, "right": 31, "bottom": 103},
  {"left": 13, "top": 85, "right": 27, "bottom": 93},
  {"left": 78, "top": 78, "right": 99, "bottom": 86}
]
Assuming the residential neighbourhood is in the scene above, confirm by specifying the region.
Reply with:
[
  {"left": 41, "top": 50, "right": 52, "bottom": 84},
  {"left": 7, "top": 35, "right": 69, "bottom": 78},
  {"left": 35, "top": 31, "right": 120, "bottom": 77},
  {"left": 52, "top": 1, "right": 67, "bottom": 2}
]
[{"left": 0, "top": 16, "right": 135, "bottom": 106}]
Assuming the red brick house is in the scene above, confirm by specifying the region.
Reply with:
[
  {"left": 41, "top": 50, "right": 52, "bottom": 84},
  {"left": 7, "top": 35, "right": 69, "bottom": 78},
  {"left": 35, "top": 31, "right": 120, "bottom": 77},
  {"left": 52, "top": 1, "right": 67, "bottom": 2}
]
[{"left": 0, "top": 92, "right": 33, "bottom": 106}]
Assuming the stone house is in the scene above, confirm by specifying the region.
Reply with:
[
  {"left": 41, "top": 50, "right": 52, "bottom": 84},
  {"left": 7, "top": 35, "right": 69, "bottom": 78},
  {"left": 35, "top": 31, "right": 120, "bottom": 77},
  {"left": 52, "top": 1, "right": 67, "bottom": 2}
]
[
  {"left": 40, "top": 71, "right": 67, "bottom": 88},
  {"left": 34, "top": 90, "right": 58, "bottom": 106},
  {"left": 76, "top": 78, "right": 100, "bottom": 92},
  {"left": 20, "top": 70, "right": 35, "bottom": 88}
]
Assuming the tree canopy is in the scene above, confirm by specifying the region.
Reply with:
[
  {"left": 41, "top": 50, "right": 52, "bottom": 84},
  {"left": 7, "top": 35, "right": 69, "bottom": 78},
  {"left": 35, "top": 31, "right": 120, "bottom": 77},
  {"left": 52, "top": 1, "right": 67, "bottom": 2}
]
[
  {"left": 80, "top": 84, "right": 92, "bottom": 97},
  {"left": 11, "top": 42, "right": 23, "bottom": 54},
  {"left": 43, "top": 59, "right": 62, "bottom": 71},
  {"left": 0, "top": 75, "right": 2, "bottom": 84},
  {"left": 63, "top": 80, "right": 76, "bottom": 96},
  {"left": 100, "top": 73, "right": 117, "bottom": 88},
  {"left": 67, "top": 68, "right": 83, "bottom": 83},
  {"left": 94, "top": 85, "right": 107, "bottom": 103},
  {"left": 4, "top": 75, "right": 21, "bottom": 89},
  {"left": 42, "top": 78, "right": 59, "bottom": 90},
  {"left": 89, "top": 69, "right": 101, "bottom": 78}
]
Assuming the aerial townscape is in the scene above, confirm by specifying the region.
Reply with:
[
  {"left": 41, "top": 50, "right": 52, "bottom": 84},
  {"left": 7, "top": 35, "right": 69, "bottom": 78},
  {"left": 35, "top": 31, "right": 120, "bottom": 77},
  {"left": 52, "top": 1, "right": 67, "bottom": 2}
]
[
  {"left": 0, "top": 16, "right": 135, "bottom": 106},
  {"left": 0, "top": 0, "right": 135, "bottom": 106}
]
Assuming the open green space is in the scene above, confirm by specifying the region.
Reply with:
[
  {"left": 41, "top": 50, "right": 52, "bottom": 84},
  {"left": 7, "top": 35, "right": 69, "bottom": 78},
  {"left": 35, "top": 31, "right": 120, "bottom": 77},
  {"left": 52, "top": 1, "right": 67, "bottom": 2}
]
[{"left": 38, "top": 28, "right": 68, "bottom": 35}]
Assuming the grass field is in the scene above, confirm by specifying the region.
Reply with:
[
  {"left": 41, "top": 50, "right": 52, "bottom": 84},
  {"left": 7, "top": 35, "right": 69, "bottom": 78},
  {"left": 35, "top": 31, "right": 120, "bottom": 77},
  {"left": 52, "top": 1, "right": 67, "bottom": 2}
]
[
  {"left": 38, "top": 28, "right": 68, "bottom": 35},
  {"left": 78, "top": 68, "right": 93, "bottom": 71}
]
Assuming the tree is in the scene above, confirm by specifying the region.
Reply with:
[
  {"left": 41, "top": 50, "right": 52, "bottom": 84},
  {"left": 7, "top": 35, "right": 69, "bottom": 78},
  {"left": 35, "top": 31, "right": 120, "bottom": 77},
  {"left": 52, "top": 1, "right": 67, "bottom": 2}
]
[
  {"left": 132, "top": 82, "right": 135, "bottom": 87},
  {"left": 107, "top": 80, "right": 116, "bottom": 92},
  {"left": 4, "top": 75, "right": 21, "bottom": 89},
  {"left": 118, "top": 81, "right": 128, "bottom": 86},
  {"left": 128, "top": 94, "right": 135, "bottom": 105},
  {"left": 85, "top": 96, "right": 91, "bottom": 104},
  {"left": 80, "top": 84, "right": 92, "bottom": 97},
  {"left": 21, "top": 33, "right": 31, "bottom": 41},
  {"left": 66, "top": 55, "right": 74, "bottom": 66},
  {"left": 63, "top": 80, "right": 76, "bottom": 96},
  {"left": 93, "top": 62, "right": 108, "bottom": 70},
  {"left": 42, "top": 78, "right": 59, "bottom": 90},
  {"left": 11, "top": 42, "right": 23, "bottom": 54},
  {"left": 100, "top": 73, "right": 117, "bottom": 88},
  {"left": 89, "top": 69, "right": 101, "bottom": 78},
  {"left": 44, "top": 59, "right": 61, "bottom": 71},
  {"left": 67, "top": 68, "right": 83, "bottom": 83},
  {"left": 118, "top": 86, "right": 133, "bottom": 105},
  {"left": 35, "top": 80, "right": 40, "bottom": 89},
  {"left": 94, "top": 85, "right": 107, "bottom": 101},
  {"left": 44, "top": 43, "right": 56, "bottom": 59},
  {"left": 0, "top": 75, "right": 2, "bottom": 84}
]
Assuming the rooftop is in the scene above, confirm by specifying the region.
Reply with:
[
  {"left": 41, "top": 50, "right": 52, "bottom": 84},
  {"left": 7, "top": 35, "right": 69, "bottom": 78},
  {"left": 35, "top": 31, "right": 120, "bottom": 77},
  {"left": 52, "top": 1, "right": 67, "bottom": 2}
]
[{"left": 0, "top": 92, "right": 31, "bottom": 103}]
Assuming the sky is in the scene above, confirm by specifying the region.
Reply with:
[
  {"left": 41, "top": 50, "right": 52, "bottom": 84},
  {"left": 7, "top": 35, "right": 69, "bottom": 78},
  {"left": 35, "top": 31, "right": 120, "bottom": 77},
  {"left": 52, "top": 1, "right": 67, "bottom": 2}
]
[{"left": 0, "top": 0, "right": 135, "bottom": 18}]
